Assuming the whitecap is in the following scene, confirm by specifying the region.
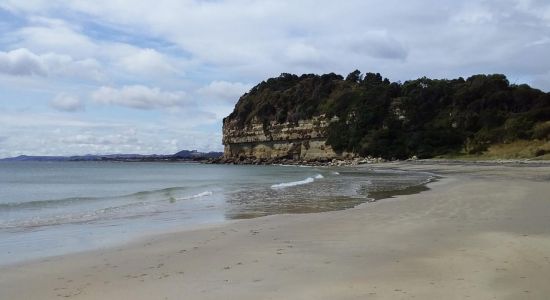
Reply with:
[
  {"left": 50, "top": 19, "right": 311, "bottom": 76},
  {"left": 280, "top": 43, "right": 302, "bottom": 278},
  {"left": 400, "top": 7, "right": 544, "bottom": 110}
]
[
  {"left": 271, "top": 177, "right": 314, "bottom": 189},
  {"left": 178, "top": 191, "right": 213, "bottom": 200}
]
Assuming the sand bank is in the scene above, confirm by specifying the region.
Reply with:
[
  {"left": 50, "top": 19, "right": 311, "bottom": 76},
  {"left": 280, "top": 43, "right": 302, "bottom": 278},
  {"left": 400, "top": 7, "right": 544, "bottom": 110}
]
[{"left": 1, "top": 161, "right": 550, "bottom": 299}]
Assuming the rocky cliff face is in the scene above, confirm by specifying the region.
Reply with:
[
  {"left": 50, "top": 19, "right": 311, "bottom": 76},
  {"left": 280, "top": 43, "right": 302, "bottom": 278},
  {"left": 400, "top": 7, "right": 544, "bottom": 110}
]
[{"left": 223, "top": 115, "right": 344, "bottom": 161}]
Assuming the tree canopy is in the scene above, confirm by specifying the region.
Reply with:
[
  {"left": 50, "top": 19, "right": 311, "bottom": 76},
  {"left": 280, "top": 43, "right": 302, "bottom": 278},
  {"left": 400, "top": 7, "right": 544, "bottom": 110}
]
[{"left": 225, "top": 71, "right": 550, "bottom": 159}]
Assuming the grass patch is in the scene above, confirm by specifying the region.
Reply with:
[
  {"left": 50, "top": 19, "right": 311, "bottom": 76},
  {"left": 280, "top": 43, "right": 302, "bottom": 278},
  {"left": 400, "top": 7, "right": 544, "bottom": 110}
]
[{"left": 441, "top": 140, "right": 550, "bottom": 160}]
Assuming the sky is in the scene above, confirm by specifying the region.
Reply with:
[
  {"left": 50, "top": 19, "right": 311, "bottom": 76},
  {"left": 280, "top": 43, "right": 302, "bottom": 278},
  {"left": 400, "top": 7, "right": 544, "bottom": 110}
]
[{"left": 1, "top": 0, "right": 550, "bottom": 158}]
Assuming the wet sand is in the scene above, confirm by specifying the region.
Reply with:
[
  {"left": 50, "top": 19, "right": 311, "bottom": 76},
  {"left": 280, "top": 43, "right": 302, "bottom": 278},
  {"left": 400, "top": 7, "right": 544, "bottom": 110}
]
[{"left": 1, "top": 161, "right": 550, "bottom": 299}]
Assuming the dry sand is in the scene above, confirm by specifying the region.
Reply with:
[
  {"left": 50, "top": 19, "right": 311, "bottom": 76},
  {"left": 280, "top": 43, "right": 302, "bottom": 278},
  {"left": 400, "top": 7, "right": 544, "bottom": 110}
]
[{"left": 1, "top": 161, "right": 550, "bottom": 299}]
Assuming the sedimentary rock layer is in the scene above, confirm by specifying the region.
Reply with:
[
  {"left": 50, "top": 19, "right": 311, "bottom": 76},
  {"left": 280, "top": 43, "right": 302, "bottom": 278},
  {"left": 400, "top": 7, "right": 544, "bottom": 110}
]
[{"left": 222, "top": 115, "right": 341, "bottom": 160}]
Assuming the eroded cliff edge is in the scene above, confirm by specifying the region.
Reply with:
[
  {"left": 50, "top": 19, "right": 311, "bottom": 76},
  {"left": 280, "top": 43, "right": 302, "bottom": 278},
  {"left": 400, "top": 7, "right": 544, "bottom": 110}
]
[{"left": 223, "top": 115, "right": 345, "bottom": 161}]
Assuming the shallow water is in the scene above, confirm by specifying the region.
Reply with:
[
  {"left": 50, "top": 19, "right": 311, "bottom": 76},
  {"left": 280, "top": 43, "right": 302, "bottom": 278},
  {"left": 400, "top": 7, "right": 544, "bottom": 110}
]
[{"left": 0, "top": 161, "right": 433, "bottom": 265}]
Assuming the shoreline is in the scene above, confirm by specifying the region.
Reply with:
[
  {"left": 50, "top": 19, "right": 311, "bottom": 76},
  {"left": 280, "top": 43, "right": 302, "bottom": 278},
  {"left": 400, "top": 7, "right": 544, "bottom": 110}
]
[
  {"left": 0, "top": 164, "right": 432, "bottom": 267},
  {"left": 2, "top": 161, "right": 550, "bottom": 299}
]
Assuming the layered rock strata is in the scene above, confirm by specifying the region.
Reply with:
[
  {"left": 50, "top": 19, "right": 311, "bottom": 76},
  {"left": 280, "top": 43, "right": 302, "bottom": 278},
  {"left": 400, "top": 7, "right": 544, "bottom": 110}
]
[{"left": 222, "top": 115, "right": 344, "bottom": 161}]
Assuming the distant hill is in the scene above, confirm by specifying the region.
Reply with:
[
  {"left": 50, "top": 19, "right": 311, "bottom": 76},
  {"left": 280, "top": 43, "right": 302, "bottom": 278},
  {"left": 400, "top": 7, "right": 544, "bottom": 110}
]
[
  {"left": 225, "top": 71, "right": 550, "bottom": 159},
  {"left": 0, "top": 150, "right": 223, "bottom": 162},
  {"left": 173, "top": 150, "right": 223, "bottom": 159}
]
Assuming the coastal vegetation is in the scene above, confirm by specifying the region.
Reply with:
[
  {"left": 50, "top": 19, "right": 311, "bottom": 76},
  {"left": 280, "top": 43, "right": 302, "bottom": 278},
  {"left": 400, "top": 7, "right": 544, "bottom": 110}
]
[{"left": 227, "top": 71, "right": 550, "bottom": 159}]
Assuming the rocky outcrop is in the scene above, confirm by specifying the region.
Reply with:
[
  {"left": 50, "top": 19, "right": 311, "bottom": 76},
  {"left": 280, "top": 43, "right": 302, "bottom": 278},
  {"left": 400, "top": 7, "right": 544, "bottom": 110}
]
[
  {"left": 222, "top": 72, "right": 550, "bottom": 161},
  {"left": 223, "top": 115, "right": 347, "bottom": 161}
]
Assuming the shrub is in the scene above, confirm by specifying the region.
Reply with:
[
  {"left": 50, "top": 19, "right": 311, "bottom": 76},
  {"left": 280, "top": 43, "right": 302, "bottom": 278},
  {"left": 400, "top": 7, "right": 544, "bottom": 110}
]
[{"left": 533, "top": 121, "right": 550, "bottom": 140}]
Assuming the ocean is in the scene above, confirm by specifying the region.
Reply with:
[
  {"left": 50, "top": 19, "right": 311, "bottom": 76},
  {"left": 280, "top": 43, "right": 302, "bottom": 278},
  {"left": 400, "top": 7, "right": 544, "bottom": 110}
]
[{"left": 0, "top": 161, "right": 434, "bottom": 265}]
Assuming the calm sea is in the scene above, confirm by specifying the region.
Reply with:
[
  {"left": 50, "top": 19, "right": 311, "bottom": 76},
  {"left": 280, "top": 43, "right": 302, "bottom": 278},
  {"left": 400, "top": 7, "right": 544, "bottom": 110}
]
[{"left": 0, "top": 161, "right": 433, "bottom": 265}]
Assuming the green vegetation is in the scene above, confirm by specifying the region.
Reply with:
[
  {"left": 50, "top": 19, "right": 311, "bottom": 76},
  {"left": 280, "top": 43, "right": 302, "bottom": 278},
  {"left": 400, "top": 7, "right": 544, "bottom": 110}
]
[
  {"left": 226, "top": 71, "right": 550, "bottom": 159},
  {"left": 445, "top": 140, "right": 550, "bottom": 160}
]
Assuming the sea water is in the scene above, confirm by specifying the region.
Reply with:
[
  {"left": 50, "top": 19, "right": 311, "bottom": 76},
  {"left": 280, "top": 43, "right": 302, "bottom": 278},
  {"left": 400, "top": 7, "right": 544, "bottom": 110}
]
[{"left": 0, "top": 161, "right": 433, "bottom": 265}]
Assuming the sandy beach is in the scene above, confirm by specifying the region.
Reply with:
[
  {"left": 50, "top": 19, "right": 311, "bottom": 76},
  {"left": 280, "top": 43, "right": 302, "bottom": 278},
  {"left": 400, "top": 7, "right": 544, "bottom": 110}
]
[{"left": 1, "top": 161, "right": 550, "bottom": 300}]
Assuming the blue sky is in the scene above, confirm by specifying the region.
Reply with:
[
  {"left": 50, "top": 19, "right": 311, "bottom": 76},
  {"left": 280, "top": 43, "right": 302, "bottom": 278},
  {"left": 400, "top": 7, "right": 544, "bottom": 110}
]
[{"left": 1, "top": 0, "right": 550, "bottom": 157}]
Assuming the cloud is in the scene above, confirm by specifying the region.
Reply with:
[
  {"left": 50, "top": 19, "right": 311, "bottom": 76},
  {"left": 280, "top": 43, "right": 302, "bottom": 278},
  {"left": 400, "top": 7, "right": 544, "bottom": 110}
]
[
  {"left": 0, "top": 111, "right": 119, "bottom": 128},
  {"left": 0, "top": 108, "right": 223, "bottom": 158},
  {"left": 0, "top": 1, "right": 53, "bottom": 13},
  {"left": 91, "top": 85, "right": 187, "bottom": 110},
  {"left": 0, "top": 48, "right": 46, "bottom": 76},
  {"left": 451, "top": 7, "right": 494, "bottom": 25},
  {"left": 2, "top": 0, "right": 550, "bottom": 158},
  {"left": 118, "top": 48, "right": 177, "bottom": 75},
  {"left": 13, "top": 17, "right": 97, "bottom": 58},
  {"left": 7, "top": 17, "right": 178, "bottom": 82},
  {"left": 59, "top": 133, "right": 138, "bottom": 146},
  {"left": 49, "top": 93, "right": 85, "bottom": 112},
  {"left": 197, "top": 81, "right": 252, "bottom": 102},
  {"left": 284, "top": 43, "right": 322, "bottom": 66},
  {"left": 349, "top": 31, "right": 408, "bottom": 61},
  {"left": 43, "top": 53, "right": 103, "bottom": 80},
  {"left": 2, "top": 1, "right": 550, "bottom": 87},
  {"left": 532, "top": 71, "right": 550, "bottom": 92},
  {"left": 0, "top": 48, "right": 103, "bottom": 79}
]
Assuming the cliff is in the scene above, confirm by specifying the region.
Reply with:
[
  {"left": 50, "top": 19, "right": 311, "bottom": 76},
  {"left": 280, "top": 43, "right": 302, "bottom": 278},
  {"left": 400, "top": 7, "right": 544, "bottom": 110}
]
[
  {"left": 223, "top": 72, "right": 550, "bottom": 161},
  {"left": 223, "top": 115, "right": 347, "bottom": 161}
]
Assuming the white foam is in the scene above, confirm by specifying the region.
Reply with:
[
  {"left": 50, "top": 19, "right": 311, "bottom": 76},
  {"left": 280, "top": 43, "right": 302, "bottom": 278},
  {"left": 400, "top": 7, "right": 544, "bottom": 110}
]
[
  {"left": 179, "top": 191, "right": 213, "bottom": 200},
  {"left": 331, "top": 171, "right": 340, "bottom": 175},
  {"left": 314, "top": 174, "right": 324, "bottom": 179},
  {"left": 271, "top": 177, "right": 314, "bottom": 189},
  {"left": 195, "top": 191, "right": 213, "bottom": 198}
]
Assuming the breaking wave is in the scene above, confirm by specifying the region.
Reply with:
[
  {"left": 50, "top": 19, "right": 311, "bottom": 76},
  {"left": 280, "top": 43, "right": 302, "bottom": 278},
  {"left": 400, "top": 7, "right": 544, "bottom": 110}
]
[
  {"left": 271, "top": 174, "right": 324, "bottom": 189},
  {"left": 271, "top": 177, "right": 314, "bottom": 189},
  {"left": 178, "top": 191, "right": 213, "bottom": 200}
]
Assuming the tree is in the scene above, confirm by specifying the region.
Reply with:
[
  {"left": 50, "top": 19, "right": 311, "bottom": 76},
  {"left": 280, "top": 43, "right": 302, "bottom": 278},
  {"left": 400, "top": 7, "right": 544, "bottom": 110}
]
[{"left": 345, "top": 69, "right": 362, "bottom": 83}]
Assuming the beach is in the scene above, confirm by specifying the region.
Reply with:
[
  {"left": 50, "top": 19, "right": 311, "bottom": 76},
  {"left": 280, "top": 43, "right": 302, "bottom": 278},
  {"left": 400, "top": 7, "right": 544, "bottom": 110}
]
[{"left": 1, "top": 161, "right": 550, "bottom": 299}]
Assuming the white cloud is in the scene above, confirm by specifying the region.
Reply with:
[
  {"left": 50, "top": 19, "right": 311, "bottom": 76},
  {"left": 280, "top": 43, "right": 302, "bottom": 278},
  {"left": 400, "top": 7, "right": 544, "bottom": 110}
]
[
  {"left": 3, "top": 1, "right": 550, "bottom": 87},
  {"left": 43, "top": 53, "right": 103, "bottom": 81},
  {"left": 198, "top": 81, "right": 252, "bottom": 102},
  {"left": 2, "top": 0, "right": 550, "bottom": 158},
  {"left": 349, "top": 31, "right": 408, "bottom": 61},
  {"left": 0, "top": 111, "right": 118, "bottom": 128},
  {"left": 452, "top": 8, "right": 494, "bottom": 25},
  {"left": 118, "top": 48, "right": 177, "bottom": 75},
  {"left": 49, "top": 93, "right": 85, "bottom": 112},
  {"left": 195, "top": 81, "right": 253, "bottom": 119},
  {"left": 0, "top": 48, "right": 46, "bottom": 76},
  {"left": 284, "top": 43, "right": 322, "bottom": 65},
  {"left": 60, "top": 133, "right": 138, "bottom": 146},
  {"left": 0, "top": 110, "right": 223, "bottom": 158},
  {"left": 8, "top": 17, "right": 180, "bottom": 83},
  {"left": 14, "top": 17, "right": 97, "bottom": 58},
  {"left": 0, "top": 48, "right": 103, "bottom": 80},
  {"left": 91, "top": 85, "right": 187, "bottom": 110}
]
